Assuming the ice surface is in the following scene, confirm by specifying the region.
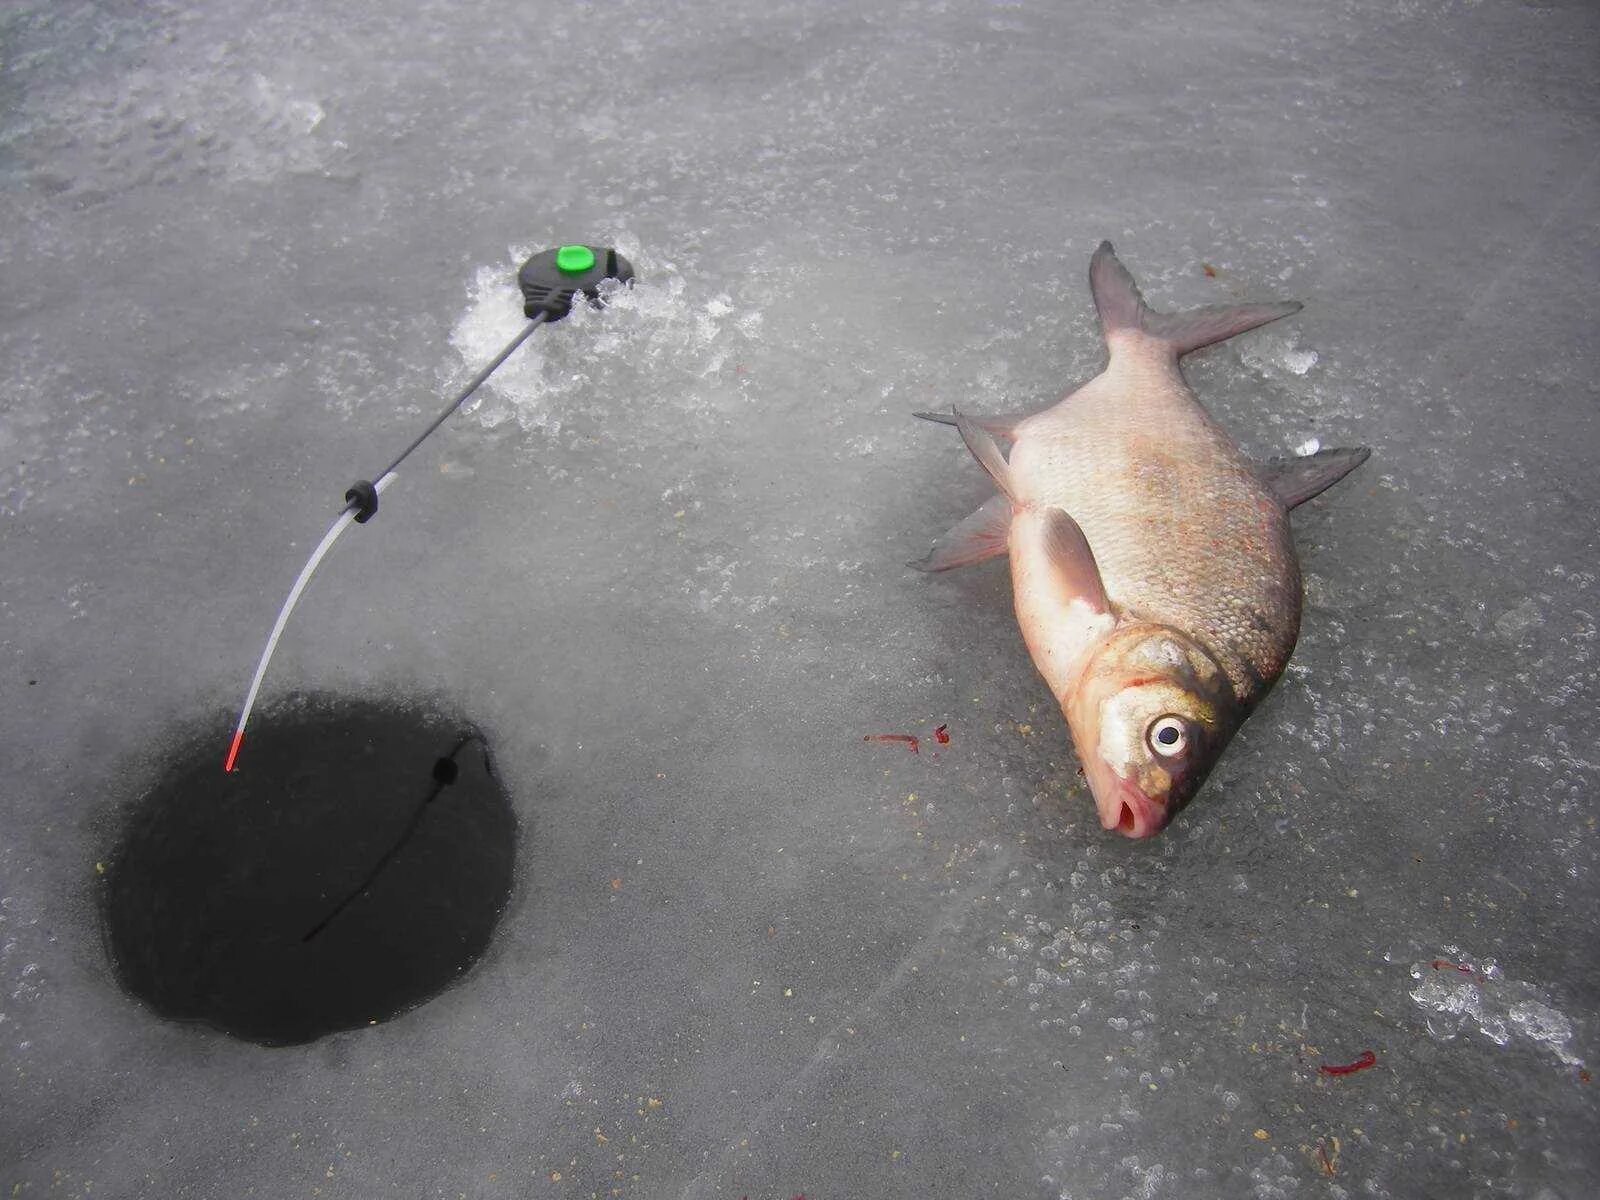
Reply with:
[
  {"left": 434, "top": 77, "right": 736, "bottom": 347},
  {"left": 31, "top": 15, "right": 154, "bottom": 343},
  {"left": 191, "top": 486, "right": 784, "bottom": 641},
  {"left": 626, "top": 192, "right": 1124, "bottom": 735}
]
[{"left": 3, "top": 0, "right": 1599, "bottom": 1197}]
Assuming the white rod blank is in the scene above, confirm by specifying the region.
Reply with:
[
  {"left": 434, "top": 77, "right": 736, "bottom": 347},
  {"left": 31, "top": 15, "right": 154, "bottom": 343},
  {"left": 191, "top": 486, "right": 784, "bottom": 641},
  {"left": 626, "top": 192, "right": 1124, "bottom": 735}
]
[{"left": 224, "top": 472, "right": 396, "bottom": 772}]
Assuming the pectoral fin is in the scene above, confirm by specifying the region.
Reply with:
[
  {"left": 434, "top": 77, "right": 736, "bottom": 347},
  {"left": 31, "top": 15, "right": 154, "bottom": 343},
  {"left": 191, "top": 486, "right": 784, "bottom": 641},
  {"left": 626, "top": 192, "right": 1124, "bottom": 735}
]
[
  {"left": 1036, "top": 507, "right": 1111, "bottom": 615},
  {"left": 1258, "top": 447, "right": 1371, "bottom": 509},
  {"left": 1011, "top": 506, "right": 1115, "bottom": 698},
  {"left": 910, "top": 495, "right": 1012, "bottom": 572}
]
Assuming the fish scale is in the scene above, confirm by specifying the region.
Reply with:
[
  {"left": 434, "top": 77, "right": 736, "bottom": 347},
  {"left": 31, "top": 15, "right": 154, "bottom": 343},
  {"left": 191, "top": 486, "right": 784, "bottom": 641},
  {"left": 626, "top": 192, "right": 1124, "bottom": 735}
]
[{"left": 1010, "top": 349, "right": 1301, "bottom": 705}]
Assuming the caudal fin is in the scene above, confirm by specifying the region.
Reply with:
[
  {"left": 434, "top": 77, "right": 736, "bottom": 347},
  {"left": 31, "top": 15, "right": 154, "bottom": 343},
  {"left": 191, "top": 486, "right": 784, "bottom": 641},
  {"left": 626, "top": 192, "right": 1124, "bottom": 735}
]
[{"left": 1090, "top": 241, "right": 1301, "bottom": 358}]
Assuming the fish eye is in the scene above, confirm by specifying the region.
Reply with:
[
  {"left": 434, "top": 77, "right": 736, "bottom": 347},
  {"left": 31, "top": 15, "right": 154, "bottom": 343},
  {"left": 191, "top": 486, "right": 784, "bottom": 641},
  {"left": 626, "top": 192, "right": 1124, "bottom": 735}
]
[{"left": 1147, "top": 716, "right": 1188, "bottom": 756}]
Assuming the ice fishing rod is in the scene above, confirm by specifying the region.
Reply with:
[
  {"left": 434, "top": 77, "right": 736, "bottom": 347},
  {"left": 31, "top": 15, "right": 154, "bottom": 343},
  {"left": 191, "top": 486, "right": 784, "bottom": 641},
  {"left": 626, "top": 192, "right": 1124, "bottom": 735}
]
[{"left": 224, "top": 244, "right": 636, "bottom": 773}]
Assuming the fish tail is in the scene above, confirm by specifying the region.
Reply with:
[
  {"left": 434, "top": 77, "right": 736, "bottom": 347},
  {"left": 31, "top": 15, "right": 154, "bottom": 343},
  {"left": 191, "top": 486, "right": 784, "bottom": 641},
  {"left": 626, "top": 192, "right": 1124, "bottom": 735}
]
[{"left": 1090, "top": 241, "right": 1301, "bottom": 358}]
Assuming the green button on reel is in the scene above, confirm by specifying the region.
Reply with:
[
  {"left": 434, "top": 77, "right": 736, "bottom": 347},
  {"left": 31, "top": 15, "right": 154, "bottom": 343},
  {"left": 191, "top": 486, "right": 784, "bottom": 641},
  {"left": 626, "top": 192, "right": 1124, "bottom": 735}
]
[{"left": 555, "top": 244, "right": 596, "bottom": 274}]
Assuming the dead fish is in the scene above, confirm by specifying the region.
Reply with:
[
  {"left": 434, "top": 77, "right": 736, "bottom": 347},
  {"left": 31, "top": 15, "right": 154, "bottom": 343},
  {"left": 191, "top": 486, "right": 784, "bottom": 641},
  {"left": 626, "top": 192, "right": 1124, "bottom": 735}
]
[{"left": 913, "top": 242, "right": 1368, "bottom": 838}]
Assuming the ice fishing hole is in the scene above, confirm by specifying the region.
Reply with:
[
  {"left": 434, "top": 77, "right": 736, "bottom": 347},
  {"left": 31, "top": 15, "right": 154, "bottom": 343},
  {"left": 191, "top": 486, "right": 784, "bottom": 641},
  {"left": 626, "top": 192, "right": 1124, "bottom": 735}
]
[{"left": 101, "top": 694, "right": 516, "bottom": 1047}]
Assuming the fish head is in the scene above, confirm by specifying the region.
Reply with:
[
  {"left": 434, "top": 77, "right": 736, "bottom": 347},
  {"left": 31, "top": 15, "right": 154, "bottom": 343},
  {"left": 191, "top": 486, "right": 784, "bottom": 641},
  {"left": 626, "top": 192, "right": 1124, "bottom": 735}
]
[{"left": 1064, "top": 624, "right": 1238, "bottom": 838}]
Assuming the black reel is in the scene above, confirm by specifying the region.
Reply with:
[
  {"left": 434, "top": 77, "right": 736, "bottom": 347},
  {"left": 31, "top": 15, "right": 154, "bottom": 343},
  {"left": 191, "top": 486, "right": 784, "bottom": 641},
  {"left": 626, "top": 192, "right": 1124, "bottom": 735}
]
[{"left": 518, "top": 244, "right": 636, "bottom": 321}]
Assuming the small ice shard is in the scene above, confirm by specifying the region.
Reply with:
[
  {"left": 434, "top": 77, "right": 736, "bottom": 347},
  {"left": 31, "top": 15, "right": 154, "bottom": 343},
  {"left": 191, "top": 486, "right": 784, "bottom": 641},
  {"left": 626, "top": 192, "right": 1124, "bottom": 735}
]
[
  {"left": 1294, "top": 436, "right": 1320, "bottom": 457},
  {"left": 1281, "top": 347, "right": 1319, "bottom": 375},
  {"left": 283, "top": 98, "right": 325, "bottom": 135},
  {"left": 1239, "top": 335, "right": 1318, "bottom": 377},
  {"left": 1509, "top": 1000, "right": 1580, "bottom": 1064},
  {"left": 1493, "top": 598, "right": 1541, "bottom": 641}
]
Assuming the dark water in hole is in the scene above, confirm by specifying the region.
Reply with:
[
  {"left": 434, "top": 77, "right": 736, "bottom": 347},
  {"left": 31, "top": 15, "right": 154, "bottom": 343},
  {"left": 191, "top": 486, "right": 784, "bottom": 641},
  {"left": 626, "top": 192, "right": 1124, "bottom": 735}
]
[{"left": 102, "top": 694, "right": 517, "bottom": 1046}]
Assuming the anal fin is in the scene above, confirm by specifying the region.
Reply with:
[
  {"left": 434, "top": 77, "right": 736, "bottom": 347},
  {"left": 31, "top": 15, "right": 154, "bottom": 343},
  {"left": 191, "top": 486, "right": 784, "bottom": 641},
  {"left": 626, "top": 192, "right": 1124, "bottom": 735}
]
[
  {"left": 1258, "top": 447, "right": 1372, "bottom": 509},
  {"left": 910, "top": 495, "right": 1011, "bottom": 573}
]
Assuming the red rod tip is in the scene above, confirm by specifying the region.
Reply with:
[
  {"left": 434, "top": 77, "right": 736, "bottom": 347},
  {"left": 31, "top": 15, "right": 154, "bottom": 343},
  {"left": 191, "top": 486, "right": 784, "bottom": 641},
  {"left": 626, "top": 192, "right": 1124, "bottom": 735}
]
[{"left": 224, "top": 729, "right": 244, "bottom": 773}]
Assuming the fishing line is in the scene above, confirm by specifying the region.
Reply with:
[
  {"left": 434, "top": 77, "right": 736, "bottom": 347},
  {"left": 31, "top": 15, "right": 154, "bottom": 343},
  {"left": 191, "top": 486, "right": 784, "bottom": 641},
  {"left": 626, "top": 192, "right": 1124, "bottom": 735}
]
[
  {"left": 225, "top": 244, "right": 636, "bottom": 772},
  {"left": 301, "top": 730, "right": 488, "bottom": 941},
  {"left": 374, "top": 311, "right": 547, "bottom": 484}
]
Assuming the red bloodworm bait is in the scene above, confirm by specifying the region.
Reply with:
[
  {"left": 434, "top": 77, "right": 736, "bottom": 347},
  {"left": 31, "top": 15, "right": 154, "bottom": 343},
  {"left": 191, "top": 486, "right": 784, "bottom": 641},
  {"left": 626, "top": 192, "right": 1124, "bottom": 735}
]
[
  {"left": 933, "top": 724, "right": 951, "bottom": 744},
  {"left": 864, "top": 733, "right": 920, "bottom": 754},
  {"left": 1430, "top": 959, "right": 1473, "bottom": 974},
  {"left": 1318, "top": 1050, "right": 1377, "bottom": 1077}
]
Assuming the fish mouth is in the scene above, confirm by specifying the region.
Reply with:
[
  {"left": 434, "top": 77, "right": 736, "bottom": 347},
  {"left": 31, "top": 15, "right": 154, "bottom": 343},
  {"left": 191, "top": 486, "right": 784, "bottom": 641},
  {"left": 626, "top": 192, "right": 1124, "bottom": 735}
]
[{"left": 1087, "top": 764, "right": 1170, "bottom": 839}]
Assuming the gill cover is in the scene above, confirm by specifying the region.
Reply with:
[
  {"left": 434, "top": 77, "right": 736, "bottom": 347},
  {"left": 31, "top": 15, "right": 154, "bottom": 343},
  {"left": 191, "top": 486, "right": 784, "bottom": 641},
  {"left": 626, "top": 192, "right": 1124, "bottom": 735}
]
[{"left": 1066, "top": 624, "right": 1238, "bottom": 837}]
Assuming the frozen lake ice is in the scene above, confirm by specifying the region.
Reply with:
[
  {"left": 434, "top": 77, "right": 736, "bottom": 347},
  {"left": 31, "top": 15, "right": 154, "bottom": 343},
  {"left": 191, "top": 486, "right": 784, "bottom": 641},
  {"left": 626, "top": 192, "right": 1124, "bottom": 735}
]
[{"left": 3, "top": 0, "right": 1597, "bottom": 1196}]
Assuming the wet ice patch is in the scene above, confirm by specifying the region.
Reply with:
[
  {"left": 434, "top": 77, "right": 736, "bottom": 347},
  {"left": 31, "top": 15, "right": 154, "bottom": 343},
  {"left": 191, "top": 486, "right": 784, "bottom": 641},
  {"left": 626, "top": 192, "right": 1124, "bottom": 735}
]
[{"left": 1409, "top": 952, "right": 1583, "bottom": 1066}]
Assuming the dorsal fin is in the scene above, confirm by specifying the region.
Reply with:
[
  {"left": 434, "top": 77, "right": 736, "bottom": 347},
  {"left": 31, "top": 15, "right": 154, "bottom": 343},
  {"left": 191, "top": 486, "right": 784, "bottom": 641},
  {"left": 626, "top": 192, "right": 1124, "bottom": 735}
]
[{"left": 912, "top": 408, "right": 1035, "bottom": 442}]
